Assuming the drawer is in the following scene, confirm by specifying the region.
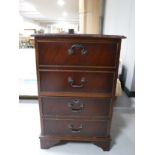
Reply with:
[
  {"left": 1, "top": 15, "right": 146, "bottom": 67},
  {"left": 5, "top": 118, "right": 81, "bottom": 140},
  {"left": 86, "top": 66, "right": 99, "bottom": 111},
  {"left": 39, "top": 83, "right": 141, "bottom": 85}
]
[
  {"left": 37, "top": 41, "right": 118, "bottom": 68},
  {"left": 39, "top": 70, "right": 115, "bottom": 94},
  {"left": 41, "top": 97, "right": 111, "bottom": 117},
  {"left": 43, "top": 118, "right": 109, "bottom": 137}
]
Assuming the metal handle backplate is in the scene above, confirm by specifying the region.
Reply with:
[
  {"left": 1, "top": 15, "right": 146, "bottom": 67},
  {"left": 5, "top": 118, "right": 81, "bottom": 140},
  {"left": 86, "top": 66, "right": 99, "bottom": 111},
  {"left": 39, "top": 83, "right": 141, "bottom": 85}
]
[
  {"left": 68, "top": 77, "right": 86, "bottom": 88},
  {"left": 68, "top": 44, "right": 87, "bottom": 55},
  {"left": 68, "top": 124, "right": 83, "bottom": 133},
  {"left": 68, "top": 99, "right": 84, "bottom": 112}
]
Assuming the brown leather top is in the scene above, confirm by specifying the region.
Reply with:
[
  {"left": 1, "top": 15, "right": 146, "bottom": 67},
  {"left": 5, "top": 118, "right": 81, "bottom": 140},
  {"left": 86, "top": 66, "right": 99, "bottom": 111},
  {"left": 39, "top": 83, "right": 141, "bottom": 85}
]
[{"left": 32, "top": 33, "right": 126, "bottom": 39}]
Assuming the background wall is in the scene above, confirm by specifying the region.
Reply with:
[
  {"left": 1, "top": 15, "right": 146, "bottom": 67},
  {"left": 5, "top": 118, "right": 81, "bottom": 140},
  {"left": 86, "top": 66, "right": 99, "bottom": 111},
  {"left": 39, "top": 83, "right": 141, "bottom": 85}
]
[
  {"left": 79, "top": 0, "right": 103, "bottom": 34},
  {"left": 19, "top": 14, "right": 41, "bottom": 33},
  {"left": 103, "top": 0, "right": 135, "bottom": 93}
]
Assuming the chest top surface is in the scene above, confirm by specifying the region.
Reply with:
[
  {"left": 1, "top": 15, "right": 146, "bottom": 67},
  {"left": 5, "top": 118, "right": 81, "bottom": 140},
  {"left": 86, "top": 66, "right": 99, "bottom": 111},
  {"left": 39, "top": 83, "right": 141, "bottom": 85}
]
[{"left": 33, "top": 33, "right": 126, "bottom": 40}]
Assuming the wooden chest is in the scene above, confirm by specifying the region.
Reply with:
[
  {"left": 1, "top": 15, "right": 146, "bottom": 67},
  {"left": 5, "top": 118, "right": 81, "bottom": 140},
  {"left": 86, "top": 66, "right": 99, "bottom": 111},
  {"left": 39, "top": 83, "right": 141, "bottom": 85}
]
[{"left": 34, "top": 34, "right": 125, "bottom": 151}]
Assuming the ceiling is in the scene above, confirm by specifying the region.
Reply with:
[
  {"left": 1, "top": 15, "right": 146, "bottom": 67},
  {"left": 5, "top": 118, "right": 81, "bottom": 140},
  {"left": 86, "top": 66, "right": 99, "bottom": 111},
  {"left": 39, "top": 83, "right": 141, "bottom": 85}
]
[{"left": 19, "top": 0, "right": 79, "bottom": 23}]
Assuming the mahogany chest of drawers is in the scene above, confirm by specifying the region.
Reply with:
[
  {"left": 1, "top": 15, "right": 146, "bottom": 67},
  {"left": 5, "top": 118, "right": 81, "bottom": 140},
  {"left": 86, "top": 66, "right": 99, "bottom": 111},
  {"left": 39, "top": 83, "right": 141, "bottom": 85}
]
[{"left": 34, "top": 34, "right": 125, "bottom": 151}]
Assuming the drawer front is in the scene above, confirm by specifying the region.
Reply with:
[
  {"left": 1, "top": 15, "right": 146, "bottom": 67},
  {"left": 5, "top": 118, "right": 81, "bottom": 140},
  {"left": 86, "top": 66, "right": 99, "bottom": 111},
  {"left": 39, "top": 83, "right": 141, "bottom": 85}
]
[
  {"left": 43, "top": 119, "right": 109, "bottom": 137},
  {"left": 41, "top": 97, "right": 111, "bottom": 117},
  {"left": 39, "top": 70, "right": 115, "bottom": 94},
  {"left": 37, "top": 41, "right": 118, "bottom": 68}
]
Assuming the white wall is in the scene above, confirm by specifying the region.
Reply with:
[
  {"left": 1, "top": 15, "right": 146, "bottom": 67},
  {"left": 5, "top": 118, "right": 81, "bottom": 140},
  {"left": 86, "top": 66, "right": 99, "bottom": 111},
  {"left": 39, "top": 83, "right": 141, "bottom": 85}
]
[
  {"left": 103, "top": 0, "right": 135, "bottom": 91},
  {"left": 19, "top": 14, "right": 41, "bottom": 33},
  {"left": 19, "top": 14, "right": 52, "bottom": 34}
]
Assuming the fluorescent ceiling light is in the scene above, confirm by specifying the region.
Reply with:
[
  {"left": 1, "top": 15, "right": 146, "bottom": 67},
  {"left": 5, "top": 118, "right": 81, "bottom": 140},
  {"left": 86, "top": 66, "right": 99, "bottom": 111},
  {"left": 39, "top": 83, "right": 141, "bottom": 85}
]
[
  {"left": 57, "top": 0, "right": 65, "bottom": 6},
  {"left": 62, "top": 11, "right": 68, "bottom": 17}
]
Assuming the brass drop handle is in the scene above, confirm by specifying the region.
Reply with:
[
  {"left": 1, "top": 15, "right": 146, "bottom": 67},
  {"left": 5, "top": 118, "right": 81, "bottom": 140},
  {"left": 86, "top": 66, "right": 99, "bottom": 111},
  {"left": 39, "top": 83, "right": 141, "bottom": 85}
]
[
  {"left": 68, "top": 99, "right": 84, "bottom": 112},
  {"left": 68, "top": 124, "right": 83, "bottom": 133},
  {"left": 68, "top": 44, "right": 87, "bottom": 55},
  {"left": 68, "top": 77, "right": 86, "bottom": 88}
]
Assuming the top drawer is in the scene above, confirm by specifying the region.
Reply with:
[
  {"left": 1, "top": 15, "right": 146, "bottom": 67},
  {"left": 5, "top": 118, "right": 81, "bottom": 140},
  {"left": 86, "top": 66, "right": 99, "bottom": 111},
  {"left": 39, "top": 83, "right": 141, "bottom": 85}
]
[{"left": 37, "top": 41, "right": 118, "bottom": 68}]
